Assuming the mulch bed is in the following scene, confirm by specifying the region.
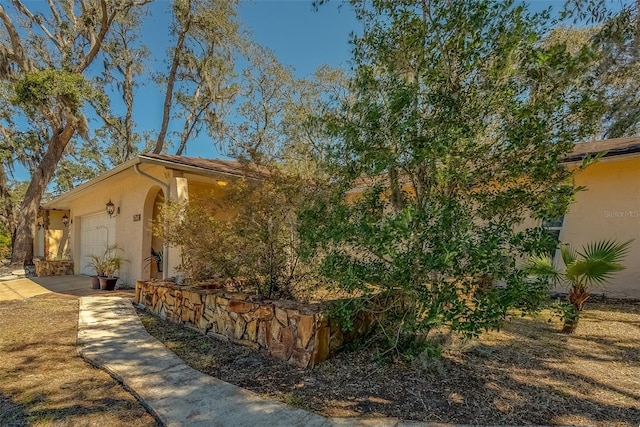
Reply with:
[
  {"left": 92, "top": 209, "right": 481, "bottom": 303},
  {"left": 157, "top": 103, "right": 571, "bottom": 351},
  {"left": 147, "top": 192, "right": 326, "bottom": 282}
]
[{"left": 139, "top": 301, "right": 640, "bottom": 426}]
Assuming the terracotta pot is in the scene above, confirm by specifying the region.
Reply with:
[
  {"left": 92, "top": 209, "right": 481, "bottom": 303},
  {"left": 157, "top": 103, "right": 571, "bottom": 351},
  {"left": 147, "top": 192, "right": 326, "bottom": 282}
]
[
  {"left": 90, "top": 275, "right": 101, "bottom": 289},
  {"left": 99, "top": 276, "right": 118, "bottom": 291}
]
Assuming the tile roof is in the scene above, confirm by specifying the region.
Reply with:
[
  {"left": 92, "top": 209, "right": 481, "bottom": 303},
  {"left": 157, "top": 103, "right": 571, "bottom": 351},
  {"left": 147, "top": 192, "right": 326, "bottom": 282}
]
[
  {"left": 565, "top": 136, "right": 640, "bottom": 162},
  {"left": 140, "top": 153, "right": 266, "bottom": 179}
]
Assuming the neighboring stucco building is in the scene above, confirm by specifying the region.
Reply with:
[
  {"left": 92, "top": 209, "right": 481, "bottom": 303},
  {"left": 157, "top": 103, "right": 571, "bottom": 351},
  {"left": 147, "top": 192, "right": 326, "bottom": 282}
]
[
  {"left": 341, "top": 137, "right": 640, "bottom": 299},
  {"left": 36, "top": 154, "right": 258, "bottom": 286},
  {"left": 559, "top": 137, "right": 640, "bottom": 298}
]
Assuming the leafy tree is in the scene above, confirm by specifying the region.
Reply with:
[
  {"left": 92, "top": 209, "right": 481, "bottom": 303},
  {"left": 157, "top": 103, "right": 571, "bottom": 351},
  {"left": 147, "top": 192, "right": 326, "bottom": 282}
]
[
  {"left": 553, "top": 1, "right": 640, "bottom": 138},
  {"left": 590, "top": 1, "right": 640, "bottom": 137},
  {"left": 93, "top": 7, "right": 150, "bottom": 168},
  {"left": 224, "top": 44, "right": 297, "bottom": 166},
  {"left": 223, "top": 43, "right": 347, "bottom": 179},
  {"left": 0, "top": 0, "right": 149, "bottom": 265},
  {"left": 301, "top": 0, "right": 603, "bottom": 351},
  {"left": 526, "top": 239, "right": 632, "bottom": 333}
]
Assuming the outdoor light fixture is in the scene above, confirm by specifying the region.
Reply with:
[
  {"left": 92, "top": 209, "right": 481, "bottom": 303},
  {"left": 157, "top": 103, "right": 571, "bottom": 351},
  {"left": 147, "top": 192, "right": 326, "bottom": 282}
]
[
  {"left": 36, "top": 220, "right": 42, "bottom": 231},
  {"left": 62, "top": 213, "right": 69, "bottom": 227},
  {"left": 106, "top": 199, "right": 119, "bottom": 218}
]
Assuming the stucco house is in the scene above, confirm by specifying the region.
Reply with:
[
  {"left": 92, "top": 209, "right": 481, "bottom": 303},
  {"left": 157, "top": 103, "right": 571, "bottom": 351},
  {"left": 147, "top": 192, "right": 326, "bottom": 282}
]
[
  {"left": 558, "top": 137, "right": 640, "bottom": 298},
  {"left": 35, "top": 154, "right": 260, "bottom": 286},
  {"left": 36, "top": 137, "right": 640, "bottom": 298}
]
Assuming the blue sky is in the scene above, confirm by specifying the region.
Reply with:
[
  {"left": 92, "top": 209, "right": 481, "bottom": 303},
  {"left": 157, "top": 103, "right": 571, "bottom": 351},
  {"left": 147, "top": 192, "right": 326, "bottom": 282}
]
[
  {"left": 131, "top": 0, "right": 359, "bottom": 160},
  {"left": 11, "top": 0, "right": 626, "bottom": 181},
  {"left": 10, "top": 0, "right": 359, "bottom": 181}
]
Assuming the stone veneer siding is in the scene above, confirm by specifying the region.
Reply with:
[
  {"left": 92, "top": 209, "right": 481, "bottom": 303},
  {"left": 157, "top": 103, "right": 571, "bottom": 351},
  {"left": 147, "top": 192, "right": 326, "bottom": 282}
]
[
  {"left": 135, "top": 281, "right": 369, "bottom": 368},
  {"left": 34, "top": 259, "right": 74, "bottom": 277}
]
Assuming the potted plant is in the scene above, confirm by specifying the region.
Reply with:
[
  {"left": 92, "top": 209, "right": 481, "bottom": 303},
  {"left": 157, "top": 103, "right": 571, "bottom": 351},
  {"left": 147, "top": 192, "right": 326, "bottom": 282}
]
[
  {"left": 144, "top": 248, "right": 163, "bottom": 274},
  {"left": 98, "top": 243, "right": 126, "bottom": 291},
  {"left": 87, "top": 254, "right": 107, "bottom": 289}
]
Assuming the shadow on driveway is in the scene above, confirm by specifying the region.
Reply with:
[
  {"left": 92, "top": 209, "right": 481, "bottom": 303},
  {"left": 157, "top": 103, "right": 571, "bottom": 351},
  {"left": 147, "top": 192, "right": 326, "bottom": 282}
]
[{"left": 0, "top": 275, "right": 135, "bottom": 301}]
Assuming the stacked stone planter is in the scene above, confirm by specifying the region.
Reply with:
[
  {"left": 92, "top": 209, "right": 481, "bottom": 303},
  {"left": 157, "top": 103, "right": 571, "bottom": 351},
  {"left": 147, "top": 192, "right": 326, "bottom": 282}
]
[
  {"left": 34, "top": 259, "right": 74, "bottom": 277},
  {"left": 135, "top": 280, "right": 372, "bottom": 368}
]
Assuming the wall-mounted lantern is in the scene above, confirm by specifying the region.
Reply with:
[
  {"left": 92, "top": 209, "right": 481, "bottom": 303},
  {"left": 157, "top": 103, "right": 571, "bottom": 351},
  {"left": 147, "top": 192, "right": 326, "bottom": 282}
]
[
  {"left": 62, "top": 213, "right": 69, "bottom": 227},
  {"left": 106, "top": 200, "right": 119, "bottom": 218}
]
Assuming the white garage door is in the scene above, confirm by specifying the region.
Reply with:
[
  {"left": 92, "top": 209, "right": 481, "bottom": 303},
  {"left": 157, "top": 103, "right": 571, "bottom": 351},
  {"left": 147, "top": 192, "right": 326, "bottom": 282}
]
[{"left": 80, "top": 212, "right": 116, "bottom": 275}]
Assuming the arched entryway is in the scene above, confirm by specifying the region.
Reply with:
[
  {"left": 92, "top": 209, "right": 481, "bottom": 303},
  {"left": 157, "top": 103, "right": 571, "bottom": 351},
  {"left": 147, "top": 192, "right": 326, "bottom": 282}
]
[{"left": 142, "top": 187, "right": 165, "bottom": 280}]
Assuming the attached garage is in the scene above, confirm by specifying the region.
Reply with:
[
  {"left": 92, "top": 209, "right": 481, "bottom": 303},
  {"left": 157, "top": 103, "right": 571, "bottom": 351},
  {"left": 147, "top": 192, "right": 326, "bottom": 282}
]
[{"left": 80, "top": 212, "right": 115, "bottom": 275}]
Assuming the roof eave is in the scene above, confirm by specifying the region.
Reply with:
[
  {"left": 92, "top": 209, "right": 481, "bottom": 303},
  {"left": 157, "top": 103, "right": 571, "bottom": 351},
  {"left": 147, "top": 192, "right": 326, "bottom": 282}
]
[
  {"left": 562, "top": 146, "right": 640, "bottom": 164},
  {"left": 138, "top": 154, "right": 263, "bottom": 180},
  {"left": 42, "top": 154, "right": 262, "bottom": 210},
  {"left": 41, "top": 157, "right": 142, "bottom": 210}
]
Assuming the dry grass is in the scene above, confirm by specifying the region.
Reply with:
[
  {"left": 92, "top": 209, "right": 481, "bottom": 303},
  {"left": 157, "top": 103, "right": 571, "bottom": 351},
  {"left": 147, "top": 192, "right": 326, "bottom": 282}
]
[
  {"left": 0, "top": 294, "right": 159, "bottom": 427},
  {"left": 140, "top": 301, "right": 640, "bottom": 426}
]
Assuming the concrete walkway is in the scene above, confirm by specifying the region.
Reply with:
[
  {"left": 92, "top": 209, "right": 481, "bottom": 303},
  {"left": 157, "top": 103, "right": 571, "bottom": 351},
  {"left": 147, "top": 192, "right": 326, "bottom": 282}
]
[
  {"left": 0, "top": 274, "right": 129, "bottom": 301},
  {"left": 78, "top": 296, "right": 456, "bottom": 427},
  {"left": 0, "top": 277, "right": 51, "bottom": 300}
]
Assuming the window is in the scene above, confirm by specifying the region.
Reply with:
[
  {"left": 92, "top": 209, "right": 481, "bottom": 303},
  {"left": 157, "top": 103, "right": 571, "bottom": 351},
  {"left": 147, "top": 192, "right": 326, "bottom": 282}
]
[{"left": 543, "top": 216, "right": 564, "bottom": 262}]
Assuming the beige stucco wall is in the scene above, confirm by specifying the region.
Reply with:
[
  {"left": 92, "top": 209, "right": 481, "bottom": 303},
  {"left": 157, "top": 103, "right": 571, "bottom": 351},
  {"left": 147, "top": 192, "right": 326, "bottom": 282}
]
[
  {"left": 559, "top": 155, "right": 640, "bottom": 298},
  {"left": 64, "top": 166, "right": 163, "bottom": 285},
  {"left": 45, "top": 211, "right": 71, "bottom": 260},
  {"left": 47, "top": 164, "right": 226, "bottom": 286},
  {"left": 36, "top": 210, "right": 71, "bottom": 260}
]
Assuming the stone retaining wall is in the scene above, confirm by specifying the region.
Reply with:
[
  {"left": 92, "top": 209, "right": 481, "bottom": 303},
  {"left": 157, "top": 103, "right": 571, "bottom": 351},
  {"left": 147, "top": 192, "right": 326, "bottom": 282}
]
[
  {"left": 135, "top": 281, "right": 372, "bottom": 368},
  {"left": 34, "top": 259, "right": 74, "bottom": 277}
]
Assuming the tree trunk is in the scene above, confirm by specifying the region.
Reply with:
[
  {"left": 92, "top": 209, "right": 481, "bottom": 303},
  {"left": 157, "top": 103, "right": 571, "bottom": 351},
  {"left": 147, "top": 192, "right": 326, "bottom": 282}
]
[
  {"left": 153, "top": 0, "right": 192, "bottom": 154},
  {"left": 11, "top": 124, "right": 75, "bottom": 266},
  {"left": 388, "top": 165, "right": 404, "bottom": 211},
  {"left": 562, "top": 285, "right": 589, "bottom": 334},
  {"left": 568, "top": 285, "right": 590, "bottom": 311}
]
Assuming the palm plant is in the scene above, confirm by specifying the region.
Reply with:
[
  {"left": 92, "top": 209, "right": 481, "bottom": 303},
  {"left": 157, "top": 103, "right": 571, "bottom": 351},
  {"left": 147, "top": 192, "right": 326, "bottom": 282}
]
[
  {"left": 87, "top": 253, "right": 107, "bottom": 277},
  {"left": 103, "top": 243, "right": 126, "bottom": 278},
  {"left": 526, "top": 239, "right": 632, "bottom": 333},
  {"left": 144, "top": 248, "right": 163, "bottom": 273}
]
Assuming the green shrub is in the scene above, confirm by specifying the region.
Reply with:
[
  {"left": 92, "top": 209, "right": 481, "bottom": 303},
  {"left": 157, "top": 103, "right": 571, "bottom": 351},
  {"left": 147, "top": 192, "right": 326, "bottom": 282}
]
[{"left": 158, "top": 172, "right": 317, "bottom": 299}]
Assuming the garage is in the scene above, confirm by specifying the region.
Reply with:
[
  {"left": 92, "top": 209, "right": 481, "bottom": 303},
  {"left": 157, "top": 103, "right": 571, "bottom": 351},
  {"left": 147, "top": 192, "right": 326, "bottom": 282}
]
[{"left": 80, "top": 212, "right": 116, "bottom": 275}]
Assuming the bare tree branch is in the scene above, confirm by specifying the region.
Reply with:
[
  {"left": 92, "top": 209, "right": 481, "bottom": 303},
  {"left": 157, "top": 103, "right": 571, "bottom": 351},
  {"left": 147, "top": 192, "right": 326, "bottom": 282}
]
[
  {"left": 46, "top": 0, "right": 63, "bottom": 28},
  {"left": 75, "top": 0, "right": 111, "bottom": 73},
  {"left": 154, "top": 0, "right": 193, "bottom": 154},
  {"left": 11, "top": 0, "right": 62, "bottom": 51},
  {"left": 0, "top": 5, "right": 32, "bottom": 72}
]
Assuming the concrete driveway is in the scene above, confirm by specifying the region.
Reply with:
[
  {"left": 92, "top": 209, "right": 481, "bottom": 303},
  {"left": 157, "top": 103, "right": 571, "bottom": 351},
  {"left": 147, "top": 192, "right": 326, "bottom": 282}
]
[{"left": 0, "top": 275, "right": 134, "bottom": 301}]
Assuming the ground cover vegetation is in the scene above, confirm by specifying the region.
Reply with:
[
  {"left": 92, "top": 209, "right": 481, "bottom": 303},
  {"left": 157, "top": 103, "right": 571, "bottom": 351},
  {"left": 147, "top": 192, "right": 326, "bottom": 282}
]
[
  {"left": 0, "top": 293, "right": 158, "bottom": 426},
  {"left": 140, "top": 300, "right": 640, "bottom": 426}
]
